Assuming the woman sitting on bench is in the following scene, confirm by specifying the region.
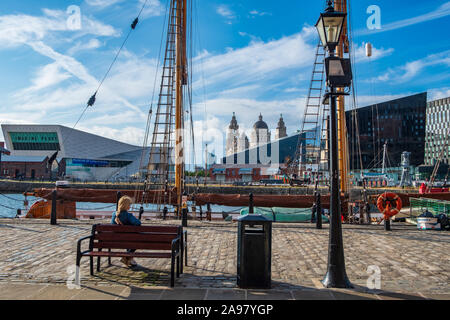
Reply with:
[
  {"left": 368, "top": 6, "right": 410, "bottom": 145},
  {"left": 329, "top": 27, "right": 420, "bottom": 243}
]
[{"left": 111, "top": 196, "right": 141, "bottom": 267}]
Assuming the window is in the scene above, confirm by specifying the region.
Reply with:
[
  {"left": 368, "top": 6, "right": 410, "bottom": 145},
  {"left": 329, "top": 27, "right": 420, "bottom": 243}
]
[{"left": 9, "top": 132, "right": 60, "bottom": 151}]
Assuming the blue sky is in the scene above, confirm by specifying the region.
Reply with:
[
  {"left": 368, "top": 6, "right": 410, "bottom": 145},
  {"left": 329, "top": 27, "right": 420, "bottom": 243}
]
[{"left": 0, "top": 0, "right": 449, "bottom": 163}]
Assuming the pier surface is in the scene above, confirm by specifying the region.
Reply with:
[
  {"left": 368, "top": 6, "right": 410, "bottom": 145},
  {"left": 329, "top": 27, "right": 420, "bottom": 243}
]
[{"left": 0, "top": 218, "right": 449, "bottom": 300}]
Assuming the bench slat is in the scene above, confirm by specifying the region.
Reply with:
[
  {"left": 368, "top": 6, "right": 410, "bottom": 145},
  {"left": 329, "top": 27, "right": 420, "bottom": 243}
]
[
  {"left": 96, "top": 225, "right": 180, "bottom": 233},
  {"left": 95, "top": 233, "right": 177, "bottom": 242},
  {"left": 93, "top": 241, "right": 172, "bottom": 250},
  {"left": 83, "top": 251, "right": 172, "bottom": 258}
]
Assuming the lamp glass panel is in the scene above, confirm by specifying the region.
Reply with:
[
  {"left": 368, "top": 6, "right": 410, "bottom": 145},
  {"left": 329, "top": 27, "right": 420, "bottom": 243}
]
[
  {"left": 323, "top": 16, "right": 344, "bottom": 43},
  {"left": 328, "top": 60, "right": 345, "bottom": 76},
  {"left": 315, "top": 17, "right": 327, "bottom": 47}
]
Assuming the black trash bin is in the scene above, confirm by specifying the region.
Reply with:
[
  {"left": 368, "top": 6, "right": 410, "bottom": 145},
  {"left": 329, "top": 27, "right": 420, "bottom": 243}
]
[{"left": 237, "top": 214, "right": 272, "bottom": 289}]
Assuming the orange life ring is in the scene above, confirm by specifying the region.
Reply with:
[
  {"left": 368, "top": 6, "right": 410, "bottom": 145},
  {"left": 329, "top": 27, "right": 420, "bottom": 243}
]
[{"left": 376, "top": 192, "right": 402, "bottom": 220}]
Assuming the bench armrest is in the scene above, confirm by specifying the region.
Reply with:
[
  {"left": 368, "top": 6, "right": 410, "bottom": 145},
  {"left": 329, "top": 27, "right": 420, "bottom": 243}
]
[
  {"left": 171, "top": 237, "right": 181, "bottom": 255},
  {"left": 183, "top": 230, "right": 187, "bottom": 247},
  {"left": 77, "top": 235, "right": 93, "bottom": 256}
]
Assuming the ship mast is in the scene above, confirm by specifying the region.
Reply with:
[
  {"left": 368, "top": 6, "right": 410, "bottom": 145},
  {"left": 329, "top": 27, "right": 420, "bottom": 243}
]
[
  {"left": 334, "top": 0, "right": 350, "bottom": 194},
  {"left": 175, "top": 0, "right": 187, "bottom": 215}
]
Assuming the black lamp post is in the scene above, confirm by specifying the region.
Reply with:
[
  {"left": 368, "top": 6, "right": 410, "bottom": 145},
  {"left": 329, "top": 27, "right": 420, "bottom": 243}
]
[{"left": 316, "top": 0, "right": 353, "bottom": 288}]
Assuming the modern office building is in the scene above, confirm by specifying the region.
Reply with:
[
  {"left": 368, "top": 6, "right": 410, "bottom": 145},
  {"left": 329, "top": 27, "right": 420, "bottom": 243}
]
[
  {"left": 213, "top": 127, "right": 320, "bottom": 182},
  {"left": 424, "top": 96, "right": 450, "bottom": 166},
  {"left": 1, "top": 125, "right": 151, "bottom": 181},
  {"left": 346, "top": 92, "right": 427, "bottom": 170}
]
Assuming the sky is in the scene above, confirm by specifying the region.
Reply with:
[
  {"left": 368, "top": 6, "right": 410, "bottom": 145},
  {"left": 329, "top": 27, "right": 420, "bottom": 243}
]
[{"left": 0, "top": 0, "right": 449, "bottom": 165}]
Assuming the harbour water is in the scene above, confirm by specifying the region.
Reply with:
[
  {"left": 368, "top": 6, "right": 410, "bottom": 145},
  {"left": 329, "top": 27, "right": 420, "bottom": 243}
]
[{"left": 0, "top": 193, "right": 246, "bottom": 218}]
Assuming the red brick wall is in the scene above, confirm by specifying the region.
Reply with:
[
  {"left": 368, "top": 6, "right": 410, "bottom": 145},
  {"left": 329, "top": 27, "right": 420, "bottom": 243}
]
[
  {"left": 210, "top": 167, "right": 271, "bottom": 182},
  {"left": 1, "top": 161, "right": 48, "bottom": 179}
]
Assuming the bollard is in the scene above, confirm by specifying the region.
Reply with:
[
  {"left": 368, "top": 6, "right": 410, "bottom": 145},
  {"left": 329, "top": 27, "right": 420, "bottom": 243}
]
[
  {"left": 50, "top": 190, "right": 57, "bottom": 225},
  {"left": 163, "top": 206, "right": 168, "bottom": 220},
  {"left": 199, "top": 206, "right": 203, "bottom": 221},
  {"left": 116, "top": 191, "right": 122, "bottom": 211},
  {"left": 384, "top": 218, "right": 391, "bottom": 231},
  {"left": 311, "top": 203, "right": 317, "bottom": 223},
  {"left": 316, "top": 192, "right": 322, "bottom": 229},
  {"left": 311, "top": 189, "right": 317, "bottom": 223},
  {"left": 249, "top": 193, "right": 254, "bottom": 214},
  {"left": 365, "top": 202, "right": 371, "bottom": 225},
  {"left": 139, "top": 206, "right": 144, "bottom": 221},
  {"left": 206, "top": 203, "right": 212, "bottom": 221},
  {"left": 182, "top": 208, "right": 188, "bottom": 227}
]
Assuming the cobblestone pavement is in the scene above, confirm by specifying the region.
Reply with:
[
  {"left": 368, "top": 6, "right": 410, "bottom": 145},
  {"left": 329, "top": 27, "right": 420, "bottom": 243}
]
[{"left": 0, "top": 218, "right": 449, "bottom": 299}]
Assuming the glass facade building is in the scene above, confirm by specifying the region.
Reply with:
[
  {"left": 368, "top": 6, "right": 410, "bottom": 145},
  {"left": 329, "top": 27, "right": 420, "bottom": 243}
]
[
  {"left": 9, "top": 132, "right": 60, "bottom": 151},
  {"left": 346, "top": 92, "right": 427, "bottom": 170},
  {"left": 425, "top": 96, "right": 450, "bottom": 166}
]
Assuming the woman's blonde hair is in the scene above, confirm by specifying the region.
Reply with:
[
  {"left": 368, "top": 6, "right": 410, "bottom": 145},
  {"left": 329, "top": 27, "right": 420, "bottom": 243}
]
[{"left": 117, "top": 196, "right": 133, "bottom": 215}]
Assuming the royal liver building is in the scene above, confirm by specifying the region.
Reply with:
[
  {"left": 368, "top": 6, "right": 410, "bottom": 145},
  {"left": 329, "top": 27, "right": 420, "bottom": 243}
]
[{"left": 226, "top": 113, "right": 287, "bottom": 156}]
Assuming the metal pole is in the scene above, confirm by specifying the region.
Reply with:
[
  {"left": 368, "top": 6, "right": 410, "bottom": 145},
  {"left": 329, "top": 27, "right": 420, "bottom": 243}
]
[
  {"left": 249, "top": 193, "right": 254, "bottom": 214},
  {"left": 311, "top": 195, "right": 317, "bottom": 223},
  {"left": 182, "top": 208, "right": 188, "bottom": 227},
  {"left": 322, "top": 86, "right": 352, "bottom": 288},
  {"left": 384, "top": 218, "right": 391, "bottom": 231},
  {"left": 316, "top": 192, "right": 322, "bottom": 229},
  {"left": 139, "top": 206, "right": 144, "bottom": 221},
  {"left": 50, "top": 190, "right": 57, "bottom": 225}
]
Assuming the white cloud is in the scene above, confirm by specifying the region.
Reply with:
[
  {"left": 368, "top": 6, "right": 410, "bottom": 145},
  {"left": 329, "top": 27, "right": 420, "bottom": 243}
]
[
  {"left": 0, "top": 9, "right": 119, "bottom": 49},
  {"left": 138, "top": 0, "right": 164, "bottom": 18},
  {"left": 249, "top": 10, "right": 271, "bottom": 17},
  {"left": 366, "top": 50, "right": 450, "bottom": 83},
  {"left": 216, "top": 4, "right": 236, "bottom": 23},
  {"left": 85, "top": 0, "right": 125, "bottom": 8},
  {"left": 428, "top": 87, "right": 450, "bottom": 101},
  {"left": 22, "top": 63, "right": 72, "bottom": 93},
  {"left": 192, "top": 27, "right": 316, "bottom": 94},
  {"left": 67, "top": 38, "right": 102, "bottom": 55}
]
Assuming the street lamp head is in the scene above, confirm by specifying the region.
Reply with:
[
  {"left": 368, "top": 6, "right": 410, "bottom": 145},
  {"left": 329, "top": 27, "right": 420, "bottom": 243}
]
[{"left": 315, "top": 4, "right": 346, "bottom": 53}]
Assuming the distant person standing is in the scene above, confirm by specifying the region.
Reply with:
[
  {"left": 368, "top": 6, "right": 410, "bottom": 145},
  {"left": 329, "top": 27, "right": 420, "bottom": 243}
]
[{"left": 111, "top": 196, "right": 141, "bottom": 267}]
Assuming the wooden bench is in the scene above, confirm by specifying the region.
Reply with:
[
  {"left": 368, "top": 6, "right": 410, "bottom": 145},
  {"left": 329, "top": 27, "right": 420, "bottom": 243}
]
[{"left": 76, "top": 224, "right": 187, "bottom": 287}]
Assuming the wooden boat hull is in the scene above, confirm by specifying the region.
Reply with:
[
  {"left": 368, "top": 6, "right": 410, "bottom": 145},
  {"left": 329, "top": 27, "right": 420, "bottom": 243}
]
[{"left": 26, "top": 199, "right": 76, "bottom": 219}]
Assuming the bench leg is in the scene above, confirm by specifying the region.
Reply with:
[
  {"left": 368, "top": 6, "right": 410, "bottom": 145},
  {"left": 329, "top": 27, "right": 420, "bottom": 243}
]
[
  {"left": 90, "top": 256, "right": 94, "bottom": 276},
  {"left": 180, "top": 247, "right": 184, "bottom": 274},
  {"left": 184, "top": 232, "right": 188, "bottom": 267},
  {"left": 97, "top": 249, "right": 102, "bottom": 272},
  {"left": 170, "top": 254, "right": 175, "bottom": 287},
  {"left": 75, "top": 254, "right": 81, "bottom": 287}
]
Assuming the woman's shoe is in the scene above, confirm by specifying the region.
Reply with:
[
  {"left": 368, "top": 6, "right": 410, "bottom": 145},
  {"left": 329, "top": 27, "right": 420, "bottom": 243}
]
[
  {"left": 120, "top": 257, "right": 131, "bottom": 267},
  {"left": 129, "top": 258, "right": 137, "bottom": 266}
]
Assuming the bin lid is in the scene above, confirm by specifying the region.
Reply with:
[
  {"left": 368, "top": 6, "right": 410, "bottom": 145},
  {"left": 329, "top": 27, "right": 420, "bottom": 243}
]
[{"left": 237, "top": 214, "right": 271, "bottom": 222}]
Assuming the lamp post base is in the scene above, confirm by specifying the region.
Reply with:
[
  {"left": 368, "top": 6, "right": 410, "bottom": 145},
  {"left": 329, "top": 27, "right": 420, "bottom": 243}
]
[{"left": 322, "top": 269, "right": 353, "bottom": 288}]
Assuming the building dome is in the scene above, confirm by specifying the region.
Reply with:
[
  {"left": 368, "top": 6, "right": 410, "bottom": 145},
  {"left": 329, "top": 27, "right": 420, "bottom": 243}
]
[{"left": 253, "top": 113, "right": 268, "bottom": 130}]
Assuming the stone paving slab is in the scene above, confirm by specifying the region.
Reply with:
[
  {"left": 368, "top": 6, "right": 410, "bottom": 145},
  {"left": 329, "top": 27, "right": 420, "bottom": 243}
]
[
  {"left": 0, "top": 218, "right": 449, "bottom": 299},
  {"left": 1, "top": 283, "right": 450, "bottom": 300}
]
